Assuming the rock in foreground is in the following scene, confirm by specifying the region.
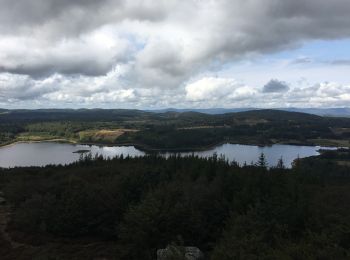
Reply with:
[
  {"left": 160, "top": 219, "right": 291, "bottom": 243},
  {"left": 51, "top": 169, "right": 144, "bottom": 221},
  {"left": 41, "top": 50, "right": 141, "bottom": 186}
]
[{"left": 157, "top": 245, "right": 204, "bottom": 260}]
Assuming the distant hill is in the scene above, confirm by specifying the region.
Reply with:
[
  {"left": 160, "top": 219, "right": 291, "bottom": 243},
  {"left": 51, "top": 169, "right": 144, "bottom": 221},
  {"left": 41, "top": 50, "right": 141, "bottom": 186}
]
[
  {"left": 0, "top": 108, "right": 153, "bottom": 123},
  {"left": 148, "top": 108, "right": 350, "bottom": 117},
  {"left": 228, "top": 109, "right": 322, "bottom": 121},
  {"left": 147, "top": 108, "right": 256, "bottom": 114},
  {"left": 284, "top": 108, "right": 350, "bottom": 117}
]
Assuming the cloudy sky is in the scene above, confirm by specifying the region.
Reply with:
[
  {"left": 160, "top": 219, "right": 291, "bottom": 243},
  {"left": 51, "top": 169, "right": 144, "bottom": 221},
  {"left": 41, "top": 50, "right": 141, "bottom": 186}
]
[{"left": 1, "top": 0, "right": 350, "bottom": 109}]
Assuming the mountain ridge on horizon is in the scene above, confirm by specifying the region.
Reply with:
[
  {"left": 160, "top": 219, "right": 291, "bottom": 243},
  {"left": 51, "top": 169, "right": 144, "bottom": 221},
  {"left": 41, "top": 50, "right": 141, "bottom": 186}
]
[
  {"left": 1, "top": 107, "right": 350, "bottom": 117},
  {"left": 147, "top": 107, "right": 350, "bottom": 117}
]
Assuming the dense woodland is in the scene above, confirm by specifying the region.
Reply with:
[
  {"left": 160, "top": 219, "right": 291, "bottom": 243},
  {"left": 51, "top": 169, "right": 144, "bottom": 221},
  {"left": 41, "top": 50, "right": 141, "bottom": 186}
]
[
  {"left": 0, "top": 109, "right": 350, "bottom": 150},
  {"left": 0, "top": 149, "right": 349, "bottom": 259}
]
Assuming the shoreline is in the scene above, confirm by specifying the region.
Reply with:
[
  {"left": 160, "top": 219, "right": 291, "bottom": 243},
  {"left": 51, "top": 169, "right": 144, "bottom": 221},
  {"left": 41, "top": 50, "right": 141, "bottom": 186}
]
[
  {"left": 0, "top": 139, "right": 77, "bottom": 149},
  {"left": 0, "top": 138, "right": 346, "bottom": 153}
]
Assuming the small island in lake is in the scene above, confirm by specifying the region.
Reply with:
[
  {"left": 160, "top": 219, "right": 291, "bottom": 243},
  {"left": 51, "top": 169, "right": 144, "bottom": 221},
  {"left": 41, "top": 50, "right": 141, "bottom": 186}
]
[{"left": 72, "top": 149, "right": 91, "bottom": 154}]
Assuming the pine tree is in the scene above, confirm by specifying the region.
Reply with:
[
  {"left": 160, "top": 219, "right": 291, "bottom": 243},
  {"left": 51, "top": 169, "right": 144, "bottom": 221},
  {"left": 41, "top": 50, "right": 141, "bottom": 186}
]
[
  {"left": 292, "top": 154, "right": 301, "bottom": 169},
  {"left": 276, "top": 156, "right": 285, "bottom": 169},
  {"left": 257, "top": 152, "right": 268, "bottom": 168}
]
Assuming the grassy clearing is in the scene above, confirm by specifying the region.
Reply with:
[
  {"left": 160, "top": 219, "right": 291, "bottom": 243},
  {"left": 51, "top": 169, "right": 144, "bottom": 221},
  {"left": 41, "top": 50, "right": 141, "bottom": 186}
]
[
  {"left": 1, "top": 129, "right": 139, "bottom": 147},
  {"left": 178, "top": 126, "right": 228, "bottom": 130},
  {"left": 336, "top": 160, "right": 350, "bottom": 167},
  {"left": 309, "top": 138, "right": 350, "bottom": 147},
  {"left": 78, "top": 129, "right": 138, "bottom": 143},
  {"left": 16, "top": 132, "right": 61, "bottom": 142},
  {"left": 331, "top": 127, "right": 350, "bottom": 135},
  {"left": 232, "top": 118, "right": 268, "bottom": 126}
]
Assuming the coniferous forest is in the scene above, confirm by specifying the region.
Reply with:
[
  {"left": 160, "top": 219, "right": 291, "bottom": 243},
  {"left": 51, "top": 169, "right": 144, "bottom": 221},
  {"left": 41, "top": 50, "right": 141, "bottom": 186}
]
[{"left": 0, "top": 149, "right": 349, "bottom": 259}]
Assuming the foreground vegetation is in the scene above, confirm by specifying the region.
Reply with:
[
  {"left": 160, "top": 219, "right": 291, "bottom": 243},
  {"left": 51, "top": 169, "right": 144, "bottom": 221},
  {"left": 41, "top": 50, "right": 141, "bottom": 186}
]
[
  {"left": 0, "top": 149, "right": 349, "bottom": 259},
  {"left": 0, "top": 109, "right": 349, "bottom": 150}
]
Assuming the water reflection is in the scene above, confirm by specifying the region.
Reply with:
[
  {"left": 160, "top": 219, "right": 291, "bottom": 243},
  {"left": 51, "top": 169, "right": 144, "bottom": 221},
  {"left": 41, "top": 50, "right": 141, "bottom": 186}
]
[{"left": 0, "top": 142, "right": 335, "bottom": 168}]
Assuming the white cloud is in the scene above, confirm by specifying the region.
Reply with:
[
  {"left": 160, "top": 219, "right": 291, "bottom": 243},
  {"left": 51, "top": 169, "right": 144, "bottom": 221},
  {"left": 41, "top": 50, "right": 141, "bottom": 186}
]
[
  {"left": 185, "top": 77, "right": 256, "bottom": 102},
  {"left": 1, "top": 0, "right": 350, "bottom": 108},
  {"left": 0, "top": 26, "right": 131, "bottom": 77},
  {"left": 0, "top": 73, "right": 59, "bottom": 101}
]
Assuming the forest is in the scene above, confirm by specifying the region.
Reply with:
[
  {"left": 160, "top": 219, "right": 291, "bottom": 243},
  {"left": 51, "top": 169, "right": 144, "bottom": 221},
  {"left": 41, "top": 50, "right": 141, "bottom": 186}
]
[
  {"left": 0, "top": 149, "right": 349, "bottom": 259},
  {"left": 1, "top": 109, "right": 350, "bottom": 150}
]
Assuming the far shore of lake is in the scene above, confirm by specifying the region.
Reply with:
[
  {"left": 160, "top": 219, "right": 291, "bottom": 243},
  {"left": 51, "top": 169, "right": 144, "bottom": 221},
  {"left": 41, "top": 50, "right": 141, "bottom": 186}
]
[{"left": 0, "top": 137, "right": 347, "bottom": 153}]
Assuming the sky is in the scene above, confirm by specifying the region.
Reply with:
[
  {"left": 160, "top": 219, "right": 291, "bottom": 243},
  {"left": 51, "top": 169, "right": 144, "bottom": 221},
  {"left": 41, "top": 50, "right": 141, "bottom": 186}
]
[{"left": 0, "top": 0, "right": 350, "bottom": 109}]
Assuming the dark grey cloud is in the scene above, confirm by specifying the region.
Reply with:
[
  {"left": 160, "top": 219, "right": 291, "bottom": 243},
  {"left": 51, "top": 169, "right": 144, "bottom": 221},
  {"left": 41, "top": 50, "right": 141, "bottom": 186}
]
[
  {"left": 0, "top": 55, "right": 118, "bottom": 78},
  {"left": 290, "top": 58, "right": 350, "bottom": 66},
  {"left": 0, "top": 74, "right": 58, "bottom": 101},
  {"left": 292, "top": 57, "right": 313, "bottom": 64},
  {"left": 0, "top": 0, "right": 111, "bottom": 36},
  {"left": 263, "top": 80, "right": 290, "bottom": 93},
  {"left": 330, "top": 59, "right": 350, "bottom": 66},
  {"left": 0, "top": 0, "right": 170, "bottom": 37}
]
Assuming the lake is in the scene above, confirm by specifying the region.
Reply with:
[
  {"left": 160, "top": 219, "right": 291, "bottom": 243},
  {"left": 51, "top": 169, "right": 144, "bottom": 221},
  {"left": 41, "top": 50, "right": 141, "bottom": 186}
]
[{"left": 0, "top": 142, "right": 335, "bottom": 168}]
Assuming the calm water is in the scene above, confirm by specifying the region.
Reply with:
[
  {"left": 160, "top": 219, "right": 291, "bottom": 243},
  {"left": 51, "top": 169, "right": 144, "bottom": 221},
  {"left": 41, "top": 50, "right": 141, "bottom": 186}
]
[{"left": 0, "top": 142, "right": 334, "bottom": 168}]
